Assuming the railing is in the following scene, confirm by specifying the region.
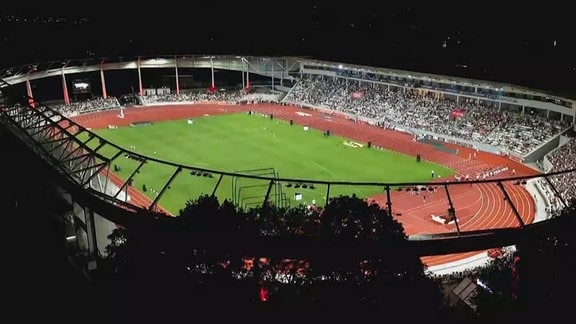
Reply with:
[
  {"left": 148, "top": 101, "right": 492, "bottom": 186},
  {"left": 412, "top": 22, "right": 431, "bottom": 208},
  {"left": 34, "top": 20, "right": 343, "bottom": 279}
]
[
  {"left": 2, "top": 98, "right": 575, "bottom": 227},
  {"left": 2, "top": 99, "right": 576, "bottom": 256}
]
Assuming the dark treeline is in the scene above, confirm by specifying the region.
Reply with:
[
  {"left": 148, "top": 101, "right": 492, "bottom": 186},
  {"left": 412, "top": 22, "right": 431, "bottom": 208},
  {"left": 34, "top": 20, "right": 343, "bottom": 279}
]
[{"left": 95, "top": 194, "right": 447, "bottom": 321}]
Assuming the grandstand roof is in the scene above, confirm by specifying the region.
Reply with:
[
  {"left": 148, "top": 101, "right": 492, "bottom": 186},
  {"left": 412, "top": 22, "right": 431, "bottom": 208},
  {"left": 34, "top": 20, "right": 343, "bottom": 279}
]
[
  {"left": 1, "top": 55, "right": 574, "bottom": 103},
  {"left": 302, "top": 58, "right": 574, "bottom": 101}
]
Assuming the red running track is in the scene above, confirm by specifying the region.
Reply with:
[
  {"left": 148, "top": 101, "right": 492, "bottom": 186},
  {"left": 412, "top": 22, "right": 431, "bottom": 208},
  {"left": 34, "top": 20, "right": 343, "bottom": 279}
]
[{"left": 72, "top": 104, "right": 536, "bottom": 267}]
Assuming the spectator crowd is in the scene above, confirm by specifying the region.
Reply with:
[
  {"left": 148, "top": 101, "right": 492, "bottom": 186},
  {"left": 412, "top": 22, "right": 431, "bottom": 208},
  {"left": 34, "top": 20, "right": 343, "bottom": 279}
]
[
  {"left": 142, "top": 89, "right": 246, "bottom": 105},
  {"left": 539, "top": 138, "right": 576, "bottom": 213},
  {"left": 283, "top": 76, "right": 567, "bottom": 156},
  {"left": 51, "top": 97, "right": 120, "bottom": 117},
  {"left": 283, "top": 75, "right": 575, "bottom": 212}
]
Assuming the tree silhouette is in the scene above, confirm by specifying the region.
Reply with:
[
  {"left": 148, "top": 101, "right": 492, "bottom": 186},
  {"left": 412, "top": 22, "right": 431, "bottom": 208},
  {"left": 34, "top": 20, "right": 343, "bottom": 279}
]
[
  {"left": 99, "top": 194, "right": 447, "bottom": 320},
  {"left": 98, "top": 226, "right": 131, "bottom": 280},
  {"left": 308, "top": 195, "right": 444, "bottom": 319},
  {"left": 470, "top": 202, "right": 576, "bottom": 323},
  {"left": 320, "top": 194, "right": 406, "bottom": 241},
  {"left": 513, "top": 202, "right": 576, "bottom": 323}
]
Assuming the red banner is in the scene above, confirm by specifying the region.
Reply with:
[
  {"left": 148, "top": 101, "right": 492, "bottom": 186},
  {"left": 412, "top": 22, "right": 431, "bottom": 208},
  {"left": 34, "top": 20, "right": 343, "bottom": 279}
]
[{"left": 449, "top": 108, "right": 464, "bottom": 119}]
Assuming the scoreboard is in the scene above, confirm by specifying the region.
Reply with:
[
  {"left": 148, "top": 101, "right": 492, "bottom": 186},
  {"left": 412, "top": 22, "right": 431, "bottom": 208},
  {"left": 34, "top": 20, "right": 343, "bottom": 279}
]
[{"left": 72, "top": 79, "right": 92, "bottom": 94}]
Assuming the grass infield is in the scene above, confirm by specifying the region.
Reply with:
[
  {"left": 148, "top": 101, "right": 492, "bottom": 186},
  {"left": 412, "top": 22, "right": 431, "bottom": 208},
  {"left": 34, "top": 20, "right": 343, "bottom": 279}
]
[{"left": 88, "top": 113, "right": 453, "bottom": 213}]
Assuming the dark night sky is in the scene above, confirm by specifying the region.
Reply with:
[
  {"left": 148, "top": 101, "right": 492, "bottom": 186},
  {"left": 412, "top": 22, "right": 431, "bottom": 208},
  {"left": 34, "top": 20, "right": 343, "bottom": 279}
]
[{"left": 1, "top": 2, "right": 575, "bottom": 93}]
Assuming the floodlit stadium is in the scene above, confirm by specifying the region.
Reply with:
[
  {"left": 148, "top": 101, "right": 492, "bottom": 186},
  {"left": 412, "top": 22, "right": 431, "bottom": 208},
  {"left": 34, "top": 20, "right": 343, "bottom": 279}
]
[{"left": 1, "top": 55, "right": 574, "bottom": 271}]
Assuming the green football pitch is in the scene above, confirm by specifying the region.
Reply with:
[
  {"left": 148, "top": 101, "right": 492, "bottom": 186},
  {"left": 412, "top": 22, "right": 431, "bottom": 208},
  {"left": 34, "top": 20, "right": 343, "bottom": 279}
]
[{"left": 85, "top": 113, "right": 453, "bottom": 213}]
